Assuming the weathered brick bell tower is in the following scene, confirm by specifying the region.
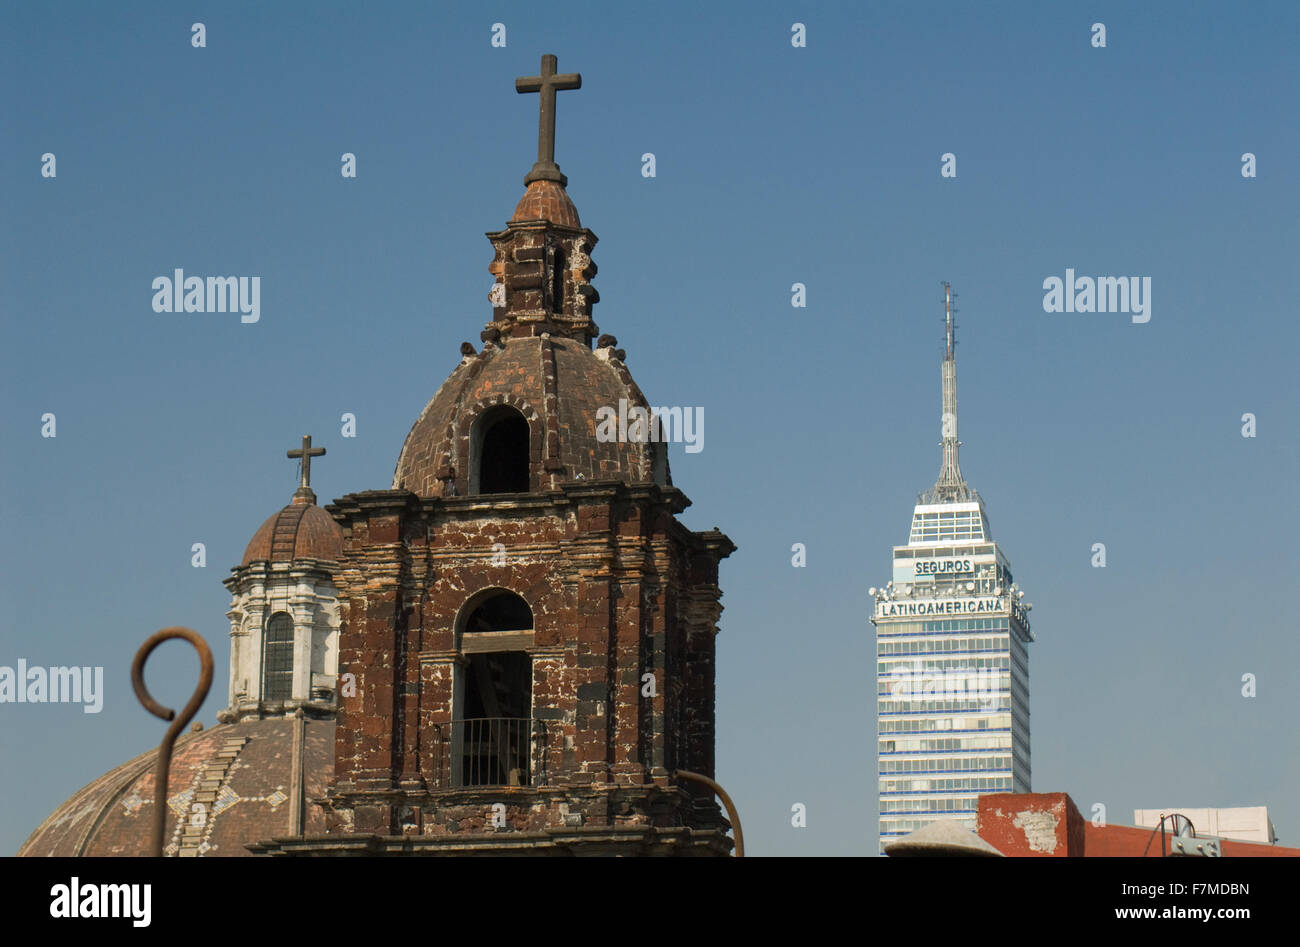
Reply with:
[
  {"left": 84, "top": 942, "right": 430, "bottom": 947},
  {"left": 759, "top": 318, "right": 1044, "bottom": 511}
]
[{"left": 257, "top": 56, "right": 735, "bottom": 856}]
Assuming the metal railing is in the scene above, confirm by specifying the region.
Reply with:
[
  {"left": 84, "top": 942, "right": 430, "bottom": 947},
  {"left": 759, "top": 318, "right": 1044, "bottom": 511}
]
[{"left": 431, "top": 718, "right": 548, "bottom": 789}]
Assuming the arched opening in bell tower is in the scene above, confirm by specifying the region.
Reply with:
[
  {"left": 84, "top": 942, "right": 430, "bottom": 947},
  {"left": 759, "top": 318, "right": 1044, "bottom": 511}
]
[
  {"left": 551, "top": 245, "right": 566, "bottom": 314},
  {"left": 469, "top": 406, "right": 531, "bottom": 495},
  {"left": 452, "top": 590, "right": 537, "bottom": 787}
]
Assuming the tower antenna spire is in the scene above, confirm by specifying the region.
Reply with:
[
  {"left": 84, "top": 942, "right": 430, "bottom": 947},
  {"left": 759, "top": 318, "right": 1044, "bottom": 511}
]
[
  {"left": 945, "top": 280, "right": 956, "bottom": 361},
  {"left": 922, "top": 281, "right": 976, "bottom": 503}
]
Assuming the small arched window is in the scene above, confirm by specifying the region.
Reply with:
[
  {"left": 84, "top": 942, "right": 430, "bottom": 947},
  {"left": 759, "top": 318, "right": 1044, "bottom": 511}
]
[
  {"left": 470, "top": 406, "right": 530, "bottom": 495},
  {"left": 262, "top": 612, "right": 294, "bottom": 702}
]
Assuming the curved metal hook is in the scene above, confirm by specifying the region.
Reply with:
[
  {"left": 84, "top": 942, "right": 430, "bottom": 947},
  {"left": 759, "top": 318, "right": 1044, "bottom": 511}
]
[
  {"left": 131, "top": 627, "right": 213, "bottom": 857},
  {"left": 675, "top": 769, "right": 745, "bottom": 858}
]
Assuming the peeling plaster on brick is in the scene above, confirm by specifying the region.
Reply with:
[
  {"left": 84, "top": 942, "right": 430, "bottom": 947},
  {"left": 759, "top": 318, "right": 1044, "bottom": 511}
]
[
  {"left": 309, "top": 481, "right": 735, "bottom": 852},
  {"left": 247, "top": 186, "right": 733, "bottom": 856},
  {"left": 1013, "top": 809, "right": 1060, "bottom": 853}
]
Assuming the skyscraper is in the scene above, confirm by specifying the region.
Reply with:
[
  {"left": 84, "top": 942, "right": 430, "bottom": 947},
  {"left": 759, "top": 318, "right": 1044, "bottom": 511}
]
[{"left": 871, "top": 283, "right": 1033, "bottom": 853}]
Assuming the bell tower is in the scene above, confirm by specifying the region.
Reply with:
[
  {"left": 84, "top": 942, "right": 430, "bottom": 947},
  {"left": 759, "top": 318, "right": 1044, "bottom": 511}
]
[{"left": 254, "top": 56, "right": 736, "bottom": 856}]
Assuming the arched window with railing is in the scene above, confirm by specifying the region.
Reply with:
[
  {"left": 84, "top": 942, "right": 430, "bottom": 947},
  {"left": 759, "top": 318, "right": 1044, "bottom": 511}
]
[{"left": 445, "top": 590, "right": 540, "bottom": 788}]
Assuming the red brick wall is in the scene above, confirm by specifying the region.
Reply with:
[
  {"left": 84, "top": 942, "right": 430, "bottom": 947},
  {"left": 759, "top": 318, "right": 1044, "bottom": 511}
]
[
  {"left": 322, "top": 483, "right": 732, "bottom": 839},
  {"left": 976, "top": 792, "right": 1300, "bottom": 857},
  {"left": 977, "top": 792, "right": 1087, "bottom": 856}
]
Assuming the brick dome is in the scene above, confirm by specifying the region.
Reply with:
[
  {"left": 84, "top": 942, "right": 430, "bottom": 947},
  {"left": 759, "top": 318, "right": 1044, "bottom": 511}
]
[
  {"left": 242, "top": 492, "right": 343, "bottom": 566},
  {"left": 18, "top": 717, "right": 334, "bottom": 857},
  {"left": 511, "top": 180, "right": 580, "bottom": 228},
  {"left": 393, "top": 335, "right": 670, "bottom": 497}
]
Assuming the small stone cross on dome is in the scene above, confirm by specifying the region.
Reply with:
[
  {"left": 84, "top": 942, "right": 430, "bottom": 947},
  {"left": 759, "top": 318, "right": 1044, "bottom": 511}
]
[{"left": 287, "top": 434, "right": 325, "bottom": 495}]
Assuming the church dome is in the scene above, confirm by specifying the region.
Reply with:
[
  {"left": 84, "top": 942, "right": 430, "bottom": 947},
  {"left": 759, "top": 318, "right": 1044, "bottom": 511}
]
[
  {"left": 393, "top": 334, "right": 669, "bottom": 497},
  {"left": 242, "top": 492, "right": 343, "bottom": 566},
  {"left": 512, "top": 180, "right": 580, "bottom": 228},
  {"left": 19, "top": 716, "right": 335, "bottom": 857}
]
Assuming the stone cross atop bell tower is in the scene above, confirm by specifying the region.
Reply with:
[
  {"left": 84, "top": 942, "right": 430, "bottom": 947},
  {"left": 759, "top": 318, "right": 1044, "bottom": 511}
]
[{"left": 516, "top": 54, "right": 581, "bottom": 186}]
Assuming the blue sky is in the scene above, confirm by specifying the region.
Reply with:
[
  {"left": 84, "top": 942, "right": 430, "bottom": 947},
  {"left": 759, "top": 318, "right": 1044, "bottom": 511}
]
[{"left": 2, "top": 0, "right": 1297, "bottom": 856}]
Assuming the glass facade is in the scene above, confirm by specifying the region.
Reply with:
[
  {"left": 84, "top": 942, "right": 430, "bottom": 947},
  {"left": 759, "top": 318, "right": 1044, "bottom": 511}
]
[
  {"left": 872, "top": 516, "right": 1033, "bottom": 853},
  {"left": 908, "top": 505, "right": 992, "bottom": 545}
]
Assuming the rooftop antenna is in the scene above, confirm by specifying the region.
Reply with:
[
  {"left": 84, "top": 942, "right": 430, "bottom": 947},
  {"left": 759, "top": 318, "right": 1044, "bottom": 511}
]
[
  {"left": 944, "top": 280, "right": 957, "bottom": 362},
  {"left": 923, "top": 280, "right": 974, "bottom": 502}
]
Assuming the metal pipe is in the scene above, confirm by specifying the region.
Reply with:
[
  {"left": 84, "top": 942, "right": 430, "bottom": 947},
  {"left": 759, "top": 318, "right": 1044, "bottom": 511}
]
[
  {"left": 675, "top": 769, "right": 744, "bottom": 858},
  {"left": 130, "top": 627, "right": 213, "bottom": 857}
]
